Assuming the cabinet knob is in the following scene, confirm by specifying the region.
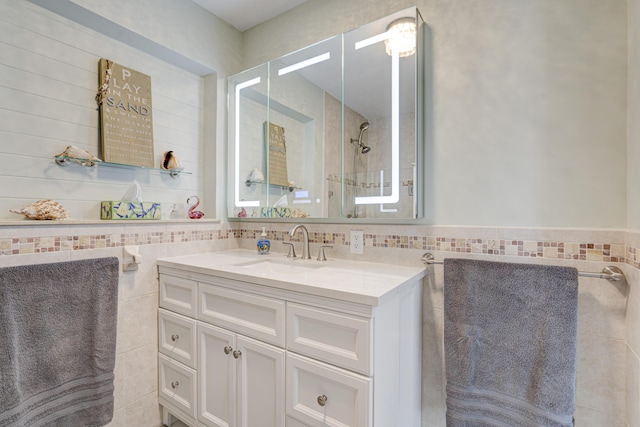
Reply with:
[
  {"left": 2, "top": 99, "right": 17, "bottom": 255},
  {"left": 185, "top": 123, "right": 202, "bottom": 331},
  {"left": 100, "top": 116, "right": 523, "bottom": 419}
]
[
  {"left": 171, "top": 334, "right": 179, "bottom": 342},
  {"left": 171, "top": 381, "right": 179, "bottom": 389},
  {"left": 233, "top": 350, "right": 242, "bottom": 359},
  {"left": 317, "top": 394, "right": 327, "bottom": 407},
  {"left": 224, "top": 346, "right": 233, "bottom": 355}
]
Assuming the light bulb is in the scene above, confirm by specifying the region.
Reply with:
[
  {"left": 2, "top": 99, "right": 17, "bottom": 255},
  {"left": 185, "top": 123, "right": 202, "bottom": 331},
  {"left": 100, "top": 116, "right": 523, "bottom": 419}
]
[{"left": 384, "top": 17, "right": 416, "bottom": 57}]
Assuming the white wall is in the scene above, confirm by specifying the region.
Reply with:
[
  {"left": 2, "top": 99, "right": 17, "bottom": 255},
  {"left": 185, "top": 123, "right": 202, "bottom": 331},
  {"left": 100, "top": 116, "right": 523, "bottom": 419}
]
[
  {"left": 626, "top": 1, "right": 640, "bottom": 425},
  {"left": 65, "top": 0, "right": 242, "bottom": 75},
  {"left": 629, "top": 0, "right": 640, "bottom": 231},
  {"left": 245, "top": 0, "right": 628, "bottom": 228}
]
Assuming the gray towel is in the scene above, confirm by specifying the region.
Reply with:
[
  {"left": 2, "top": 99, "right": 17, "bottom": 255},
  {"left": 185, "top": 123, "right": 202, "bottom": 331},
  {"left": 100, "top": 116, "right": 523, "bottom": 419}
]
[
  {"left": 444, "top": 258, "right": 578, "bottom": 427},
  {"left": 0, "top": 257, "right": 119, "bottom": 427}
]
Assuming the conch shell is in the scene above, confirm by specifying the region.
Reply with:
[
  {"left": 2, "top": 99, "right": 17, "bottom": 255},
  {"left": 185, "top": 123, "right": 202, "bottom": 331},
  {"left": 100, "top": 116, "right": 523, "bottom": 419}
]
[
  {"left": 10, "top": 199, "right": 70, "bottom": 220},
  {"left": 161, "top": 151, "right": 182, "bottom": 171},
  {"left": 248, "top": 168, "right": 264, "bottom": 183},
  {"left": 55, "top": 145, "right": 102, "bottom": 166},
  {"left": 292, "top": 208, "right": 309, "bottom": 218}
]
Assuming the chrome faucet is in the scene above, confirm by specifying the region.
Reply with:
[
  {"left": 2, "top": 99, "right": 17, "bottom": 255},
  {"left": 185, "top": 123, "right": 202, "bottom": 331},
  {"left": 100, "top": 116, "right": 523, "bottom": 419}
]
[{"left": 289, "top": 224, "right": 311, "bottom": 259}]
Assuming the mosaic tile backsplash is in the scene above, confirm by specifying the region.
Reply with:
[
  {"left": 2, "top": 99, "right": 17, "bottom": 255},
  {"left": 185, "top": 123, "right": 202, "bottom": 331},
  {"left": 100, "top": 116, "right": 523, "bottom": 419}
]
[{"left": 1, "top": 222, "right": 637, "bottom": 269}]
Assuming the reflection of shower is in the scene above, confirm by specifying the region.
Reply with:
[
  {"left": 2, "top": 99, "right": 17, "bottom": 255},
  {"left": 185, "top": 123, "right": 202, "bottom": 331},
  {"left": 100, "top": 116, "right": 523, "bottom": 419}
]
[
  {"left": 351, "top": 121, "right": 371, "bottom": 154},
  {"left": 347, "top": 121, "right": 370, "bottom": 218}
]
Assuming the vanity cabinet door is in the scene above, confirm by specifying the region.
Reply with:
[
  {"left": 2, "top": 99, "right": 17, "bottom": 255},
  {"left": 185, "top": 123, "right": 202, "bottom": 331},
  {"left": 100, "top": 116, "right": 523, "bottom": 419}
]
[
  {"left": 236, "top": 335, "right": 285, "bottom": 427},
  {"left": 198, "top": 322, "right": 236, "bottom": 427},
  {"left": 198, "top": 322, "right": 285, "bottom": 427}
]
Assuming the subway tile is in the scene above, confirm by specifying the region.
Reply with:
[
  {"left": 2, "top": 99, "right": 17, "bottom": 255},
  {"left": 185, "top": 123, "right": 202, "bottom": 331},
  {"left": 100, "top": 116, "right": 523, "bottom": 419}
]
[
  {"left": 576, "top": 334, "right": 626, "bottom": 416},
  {"left": 627, "top": 347, "right": 640, "bottom": 427},
  {"left": 116, "top": 293, "right": 158, "bottom": 354},
  {"left": 122, "top": 343, "right": 158, "bottom": 403},
  {"left": 626, "top": 266, "right": 640, "bottom": 354},
  {"left": 577, "top": 274, "right": 627, "bottom": 340},
  {"left": 574, "top": 405, "right": 627, "bottom": 427},
  {"left": 122, "top": 392, "right": 162, "bottom": 427}
]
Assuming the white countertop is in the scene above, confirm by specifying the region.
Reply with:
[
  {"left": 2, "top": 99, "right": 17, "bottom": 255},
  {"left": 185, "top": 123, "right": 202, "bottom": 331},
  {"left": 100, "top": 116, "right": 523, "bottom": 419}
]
[{"left": 157, "top": 249, "right": 425, "bottom": 306}]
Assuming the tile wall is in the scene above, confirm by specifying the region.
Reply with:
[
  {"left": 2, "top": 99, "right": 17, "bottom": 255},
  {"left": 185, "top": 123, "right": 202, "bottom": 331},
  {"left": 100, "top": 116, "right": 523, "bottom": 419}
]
[{"left": 0, "top": 220, "right": 637, "bottom": 426}]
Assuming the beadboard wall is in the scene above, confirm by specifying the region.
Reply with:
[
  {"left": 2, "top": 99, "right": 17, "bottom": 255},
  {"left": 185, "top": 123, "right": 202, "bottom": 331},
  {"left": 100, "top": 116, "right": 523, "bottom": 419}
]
[{"left": 0, "top": 0, "right": 206, "bottom": 221}]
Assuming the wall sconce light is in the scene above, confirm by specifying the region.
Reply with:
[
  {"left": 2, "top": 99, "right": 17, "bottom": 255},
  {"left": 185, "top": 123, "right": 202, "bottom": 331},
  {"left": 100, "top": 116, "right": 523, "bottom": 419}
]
[{"left": 384, "top": 17, "right": 416, "bottom": 57}]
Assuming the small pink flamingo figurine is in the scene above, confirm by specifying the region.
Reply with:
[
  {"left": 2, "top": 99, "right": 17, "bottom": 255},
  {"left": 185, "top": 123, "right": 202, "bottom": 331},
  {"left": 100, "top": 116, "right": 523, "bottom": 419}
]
[{"left": 187, "top": 196, "right": 204, "bottom": 219}]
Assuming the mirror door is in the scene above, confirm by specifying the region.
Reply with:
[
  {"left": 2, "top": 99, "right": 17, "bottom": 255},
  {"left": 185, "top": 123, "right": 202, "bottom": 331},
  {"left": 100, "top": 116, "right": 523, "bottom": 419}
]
[{"left": 228, "top": 7, "right": 423, "bottom": 221}]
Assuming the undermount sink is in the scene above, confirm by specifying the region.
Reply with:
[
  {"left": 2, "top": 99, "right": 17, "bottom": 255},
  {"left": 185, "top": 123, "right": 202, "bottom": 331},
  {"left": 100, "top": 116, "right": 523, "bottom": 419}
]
[{"left": 235, "top": 258, "right": 324, "bottom": 275}]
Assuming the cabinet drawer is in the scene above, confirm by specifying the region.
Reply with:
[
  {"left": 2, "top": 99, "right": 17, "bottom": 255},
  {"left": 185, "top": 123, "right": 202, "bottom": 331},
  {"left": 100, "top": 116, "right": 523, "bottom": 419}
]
[
  {"left": 159, "top": 309, "right": 197, "bottom": 369},
  {"left": 287, "top": 303, "right": 371, "bottom": 375},
  {"left": 199, "top": 283, "right": 285, "bottom": 347},
  {"left": 159, "top": 354, "right": 197, "bottom": 418},
  {"left": 286, "top": 353, "right": 371, "bottom": 427},
  {"left": 160, "top": 274, "right": 198, "bottom": 317}
]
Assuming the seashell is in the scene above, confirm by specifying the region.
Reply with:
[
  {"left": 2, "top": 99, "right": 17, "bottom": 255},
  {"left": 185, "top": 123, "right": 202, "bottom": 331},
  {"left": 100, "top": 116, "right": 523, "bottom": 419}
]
[
  {"left": 54, "top": 145, "right": 102, "bottom": 166},
  {"left": 161, "top": 151, "right": 183, "bottom": 171},
  {"left": 291, "top": 208, "right": 309, "bottom": 218},
  {"left": 10, "top": 199, "right": 70, "bottom": 220},
  {"left": 248, "top": 168, "right": 264, "bottom": 183}
]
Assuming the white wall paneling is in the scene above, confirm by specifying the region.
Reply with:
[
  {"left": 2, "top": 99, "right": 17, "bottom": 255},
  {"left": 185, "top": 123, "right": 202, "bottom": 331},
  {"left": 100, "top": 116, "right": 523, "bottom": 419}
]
[{"left": 0, "top": 0, "right": 205, "bottom": 220}]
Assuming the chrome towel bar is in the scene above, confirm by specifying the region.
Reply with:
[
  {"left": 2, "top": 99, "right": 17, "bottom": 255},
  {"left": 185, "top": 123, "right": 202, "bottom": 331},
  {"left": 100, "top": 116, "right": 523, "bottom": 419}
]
[{"left": 421, "top": 253, "right": 625, "bottom": 282}]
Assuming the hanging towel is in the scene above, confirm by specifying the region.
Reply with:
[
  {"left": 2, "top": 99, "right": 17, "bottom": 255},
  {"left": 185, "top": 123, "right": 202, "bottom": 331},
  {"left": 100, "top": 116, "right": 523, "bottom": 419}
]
[
  {"left": 444, "top": 258, "right": 578, "bottom": 427},
  {"left": 0, "top": 257, "right": 119, "bottom": 427}
]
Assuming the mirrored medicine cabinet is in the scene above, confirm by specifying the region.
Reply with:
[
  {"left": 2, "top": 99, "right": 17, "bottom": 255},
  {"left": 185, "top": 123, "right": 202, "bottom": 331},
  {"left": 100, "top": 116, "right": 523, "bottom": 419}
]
[{"left": 228, "top": 6, "right": 424, "bottom": 222}]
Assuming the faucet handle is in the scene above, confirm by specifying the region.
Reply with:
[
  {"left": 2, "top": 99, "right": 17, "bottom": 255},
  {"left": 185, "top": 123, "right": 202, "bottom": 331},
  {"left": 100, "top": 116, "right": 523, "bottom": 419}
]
[
  {"left": 283, "top": 242, "right": 297, "bottom": 258},
  {"left": 317, "top": 245, "right": 333, "bottom": 261}
]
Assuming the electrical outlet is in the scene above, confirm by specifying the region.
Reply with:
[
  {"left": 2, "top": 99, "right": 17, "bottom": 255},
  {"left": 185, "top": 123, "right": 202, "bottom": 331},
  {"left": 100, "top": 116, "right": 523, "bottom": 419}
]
[{"left": 350, "top": 230, "right": 364, "bottom": 254}]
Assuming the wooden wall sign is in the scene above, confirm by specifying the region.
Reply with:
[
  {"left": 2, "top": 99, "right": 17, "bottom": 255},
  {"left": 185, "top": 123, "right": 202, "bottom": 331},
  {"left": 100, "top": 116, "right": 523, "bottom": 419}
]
[
  {"left": 264, "top": 122, "right": 289, "bottom": 187},
  {"left": 97, "top": 59, "right": 154, "bottom": 168}
]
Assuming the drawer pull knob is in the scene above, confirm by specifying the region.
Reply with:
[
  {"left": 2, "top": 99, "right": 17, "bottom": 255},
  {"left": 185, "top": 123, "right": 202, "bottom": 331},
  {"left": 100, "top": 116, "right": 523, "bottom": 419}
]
[
  {"left": 233, "top": 350, "right": 242, "bottom": 359},
  {"left": 171, "top": 334, "right": 179, "bottom": 342},
  {"left": 224, "top": 346, "right": 233, "bottom": 355},
  {"left": 171, "top": 381, "right": 179, "bottom": 389},
  {"left": 317, "top": 395, "right": 328, "bottom": 407}
]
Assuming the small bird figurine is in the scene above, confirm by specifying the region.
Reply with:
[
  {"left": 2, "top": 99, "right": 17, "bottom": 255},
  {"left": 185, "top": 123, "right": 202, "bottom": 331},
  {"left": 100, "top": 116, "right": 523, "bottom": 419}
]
[
  {"left": 187, "top": 196, "right": 204, "bottom": 219},
  {"left": 237, "top": 207, "right": 247, "bottom": 217}
]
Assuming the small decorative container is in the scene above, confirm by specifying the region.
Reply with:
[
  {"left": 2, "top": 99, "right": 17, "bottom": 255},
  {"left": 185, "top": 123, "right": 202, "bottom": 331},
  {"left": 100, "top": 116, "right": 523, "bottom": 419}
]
[
  {"left": 101, "top": 201, "right": 161, "bottom": 220},
  {"left": 260, "top": 207, "right": 291, "bottom": 218}
]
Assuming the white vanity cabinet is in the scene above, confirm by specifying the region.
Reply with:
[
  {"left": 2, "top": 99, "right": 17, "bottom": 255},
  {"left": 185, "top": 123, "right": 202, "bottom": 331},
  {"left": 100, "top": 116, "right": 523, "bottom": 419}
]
[{"left": 157, "top": 251, "right": 424, "bottom": 427}]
